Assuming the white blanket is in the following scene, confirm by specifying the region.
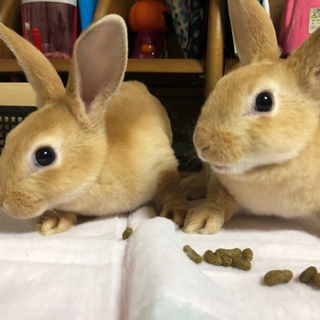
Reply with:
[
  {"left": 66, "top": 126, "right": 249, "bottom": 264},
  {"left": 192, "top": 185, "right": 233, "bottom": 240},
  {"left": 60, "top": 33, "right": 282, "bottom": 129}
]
[{"left": 0, "top": 203, "right": 320, "bottom": 320}]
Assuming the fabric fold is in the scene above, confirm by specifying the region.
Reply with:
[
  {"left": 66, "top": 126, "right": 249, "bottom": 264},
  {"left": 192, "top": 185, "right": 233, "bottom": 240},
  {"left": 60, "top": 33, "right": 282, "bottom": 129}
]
[{"left": 123, "top": 217, "right": 255, "bottom": 320}]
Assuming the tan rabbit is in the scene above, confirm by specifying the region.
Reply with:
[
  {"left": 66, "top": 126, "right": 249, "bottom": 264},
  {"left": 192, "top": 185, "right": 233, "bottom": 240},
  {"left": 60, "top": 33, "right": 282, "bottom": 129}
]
[
  {"left": 0, "top": 15, "right": 188, "bottom": 236},
  {"left": 183, "top": 0, "right": 320, "bottom": 234}
]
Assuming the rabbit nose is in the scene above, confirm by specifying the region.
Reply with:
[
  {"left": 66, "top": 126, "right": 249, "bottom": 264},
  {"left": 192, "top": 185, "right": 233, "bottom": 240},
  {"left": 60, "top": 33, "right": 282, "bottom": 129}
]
[{"left": 193, "top": 127, "right": 209, "bottom": 149}]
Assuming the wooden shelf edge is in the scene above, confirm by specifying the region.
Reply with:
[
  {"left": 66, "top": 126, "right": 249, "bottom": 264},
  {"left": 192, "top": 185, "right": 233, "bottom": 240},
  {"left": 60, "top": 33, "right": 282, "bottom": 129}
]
[
  {"left": 127, "top": 59, "right": 204, "bottom": 73},
  {"left": 0, "top": 82, "right": 36, "bottom": 106},
  {"left": 0, "top": 59, "right": 205, "bottom": 74},
  {"left": 0, "top": 83, "right": 204, "bottom": 107}
]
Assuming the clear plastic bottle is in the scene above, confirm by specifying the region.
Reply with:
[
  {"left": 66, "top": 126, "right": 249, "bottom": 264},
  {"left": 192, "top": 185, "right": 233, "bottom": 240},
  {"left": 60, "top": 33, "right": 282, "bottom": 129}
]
[{"left": 21, "top": 0, "right": 78, "bottom": 58}]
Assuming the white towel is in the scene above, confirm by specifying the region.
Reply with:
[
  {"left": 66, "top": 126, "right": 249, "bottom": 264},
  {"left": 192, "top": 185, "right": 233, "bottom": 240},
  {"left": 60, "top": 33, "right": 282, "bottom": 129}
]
[{"left": 0, "top": 204, "right": 320, "bottom": 320}]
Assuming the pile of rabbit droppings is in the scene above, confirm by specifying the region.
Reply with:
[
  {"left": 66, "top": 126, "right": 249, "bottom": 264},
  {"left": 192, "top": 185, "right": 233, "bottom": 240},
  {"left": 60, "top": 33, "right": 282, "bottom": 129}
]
[
  {"left": 180, "top": 245, "right": 320, "bottom": 288},
  {"left": 122, "top": 227, "right": 320, "bottom": 288}
]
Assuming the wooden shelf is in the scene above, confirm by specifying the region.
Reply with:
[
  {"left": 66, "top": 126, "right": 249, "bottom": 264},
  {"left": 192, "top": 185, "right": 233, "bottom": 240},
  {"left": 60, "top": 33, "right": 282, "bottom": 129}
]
[
  {"left": 128, "top": 59, "right": 204, "bottom": 73},
  {"left": 0, "top": 82, "right": 36, "bottom": 106},
  {"left": 0, "top": 83, "right": 204, "bottom": 107},
  {"left": 0, "top": 58, "right": 205, "bottom": 74},
  {"left": 0, "top": 0, "right": 226, "bottom": 94}
]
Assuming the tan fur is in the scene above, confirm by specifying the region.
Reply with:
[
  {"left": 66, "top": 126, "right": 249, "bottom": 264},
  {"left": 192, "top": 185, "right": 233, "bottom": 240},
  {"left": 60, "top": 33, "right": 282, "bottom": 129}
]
[
  {"left": 0, "top": 15, "right": 188, "bottom": 236},
  {"left": 180, "top": 163, "right": 210, "bottom": 200},
  {"left": 184, "top": 175, "right": 236, "bottom": 234},
  {"left": 183, "top": 0, "right": 320, "bottom": 234},
  {"left": 228, "top": 0, "right": 280, "bottom": 65}
]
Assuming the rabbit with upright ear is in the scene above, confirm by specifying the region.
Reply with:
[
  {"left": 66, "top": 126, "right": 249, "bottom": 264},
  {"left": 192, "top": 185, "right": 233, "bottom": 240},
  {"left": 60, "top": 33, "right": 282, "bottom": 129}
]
[
  {"left": 183, "top": 0, "right": 320, "bottom": 234},
  {"left": 0, "top": 15, "right": 188, "bottom": 236}
]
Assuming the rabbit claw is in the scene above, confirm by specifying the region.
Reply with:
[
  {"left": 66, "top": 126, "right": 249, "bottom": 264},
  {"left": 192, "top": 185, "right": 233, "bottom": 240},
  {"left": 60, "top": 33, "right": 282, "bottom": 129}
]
[
  {"left": 183, "top": 207, "right": 224, "bottom": 234},
  {"left": 35, "top": 211, "right": 76, "bottom": 236},
  {"left": 160, "top": 205, "right": 188, "bottom": 227}
]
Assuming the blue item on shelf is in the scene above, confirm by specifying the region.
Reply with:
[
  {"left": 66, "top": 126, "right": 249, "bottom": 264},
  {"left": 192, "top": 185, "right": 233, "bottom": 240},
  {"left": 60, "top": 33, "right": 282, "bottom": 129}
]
[
  {"left": 187, "top": 0, "right": 208, "bottom": 59},
  {"left": 78, "top": 0, "right": 99, "bottom": 31},
  {"left": 166, "top": 0, "right": 189, "bottom": 58}
]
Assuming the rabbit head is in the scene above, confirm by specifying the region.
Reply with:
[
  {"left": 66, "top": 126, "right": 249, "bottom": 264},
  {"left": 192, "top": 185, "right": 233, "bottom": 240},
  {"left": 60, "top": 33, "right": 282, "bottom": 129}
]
[
  {"left": 0, "top": 15, "right": 128, "bottom": 218},
  {"left": 194, "top": 0, "right": 320, "bottom": 176}
]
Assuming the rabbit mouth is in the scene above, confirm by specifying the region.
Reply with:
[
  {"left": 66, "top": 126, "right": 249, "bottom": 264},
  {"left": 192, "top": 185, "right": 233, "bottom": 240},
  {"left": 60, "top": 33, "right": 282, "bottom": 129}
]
[
  {"left": 212, "top": 164, "right": 227, "bottom": 171},
  {"left": 211, "top": 163, "right": 234, "bottom": 174},
  {"left": 211, "top": 158, "right": 264, "bottom": 175},
  {"left": 211, "top": 160, "right": 253, "bottom": 175},
  {"left": 211, "top": 148, "right": 299, "bottom": 175}
]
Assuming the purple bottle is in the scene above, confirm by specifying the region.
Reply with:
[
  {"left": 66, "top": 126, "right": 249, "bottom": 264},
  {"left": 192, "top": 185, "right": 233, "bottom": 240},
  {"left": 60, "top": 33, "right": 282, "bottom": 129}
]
[{"left": 132, "top": 30, "right": 165, "bottom": 59}]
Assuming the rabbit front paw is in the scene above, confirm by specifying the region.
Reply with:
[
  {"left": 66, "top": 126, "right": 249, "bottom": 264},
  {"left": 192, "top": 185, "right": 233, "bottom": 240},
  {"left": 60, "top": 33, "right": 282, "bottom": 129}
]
[
  {"left": 160, "top": 204, "right": 188, "bottom": 227},
  {"left": 35, "top": 211, "right": 76, "bottom": 236},
  {"left": 180, "top": 173, "right": 207, "bottom": 200},
  {"left": 183, "top": 207, "right": 224, "bottom": 234}
]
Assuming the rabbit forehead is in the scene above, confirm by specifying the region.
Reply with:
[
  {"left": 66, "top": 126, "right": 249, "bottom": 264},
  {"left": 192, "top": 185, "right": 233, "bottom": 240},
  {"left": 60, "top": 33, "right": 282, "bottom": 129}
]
[
  {"left": 6, "top": 104, "right": 78, "bottom": 148},
  {"left": 1, "top": 104, "right": 81, "bottom": 181},
  {"left": 203, "top": 62, "right": 291, "bottom": 119},
  {"left": 219, "top": 62, "right": 286, "bottom": 98},
  {"left": 0, "top": 102, "right": 104, "bottom": 207}
]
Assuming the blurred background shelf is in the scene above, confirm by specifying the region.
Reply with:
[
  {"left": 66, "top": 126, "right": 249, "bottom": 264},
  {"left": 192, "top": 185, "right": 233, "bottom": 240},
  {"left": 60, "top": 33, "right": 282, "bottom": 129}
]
[
  {"left": 0, "top": 0, "right": 289, "bottom": 87},
  {"left": 0, "top": 0, "right": 224, "bottom": 95},
  {"left": 0, "top": 0, "right": 288, "bottom": 170},
  {"left": 0, "top": 58, "right": 205, "bottom": 74}
]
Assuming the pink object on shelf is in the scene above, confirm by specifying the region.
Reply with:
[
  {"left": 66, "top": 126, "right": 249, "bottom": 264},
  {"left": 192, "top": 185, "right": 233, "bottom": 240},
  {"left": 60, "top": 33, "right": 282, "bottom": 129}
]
[
  {"left": 278, "top": 0, "right": 320, "bottom": 57},
  {"left": 131, "top": 30, "right": 165, "bottom": 59},
  {"left": 21, "top": 0, "right": 77, "bottom": 59},
  {"left": 128, "top": 0, "right": 171, "bottom": 59}
]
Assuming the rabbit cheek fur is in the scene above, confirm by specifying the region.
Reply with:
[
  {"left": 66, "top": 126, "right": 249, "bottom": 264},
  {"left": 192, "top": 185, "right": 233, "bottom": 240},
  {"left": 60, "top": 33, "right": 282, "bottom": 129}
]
[
  {"left": 183, "top": 0, "right": 320, "bottom": 234},
  {"left": 0, "top": 102, "right": 107, "bottom": 219},
  {"left": 0, "top": 16, "right": 188, "bottom": 235},
  {"left": 196, "top": 63, "right": 320, "bottom": 216},
  {"left": 194, "top": 63, "right": 320, "bottom": 173}
]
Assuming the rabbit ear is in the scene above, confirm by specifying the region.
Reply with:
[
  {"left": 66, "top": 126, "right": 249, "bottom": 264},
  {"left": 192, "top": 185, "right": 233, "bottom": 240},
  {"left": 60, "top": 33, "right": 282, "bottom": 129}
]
[
  {"left": 227, "top": 0, "right": 280, "bottom": 65},
  {"left": 66, "top": 14, "right": 127, "bottom": 118},
  {"left": 0, "top": 23, "right": 65, "bottom": 108},
  {"left": 287, "top": 27, "right": 320, "bottom": 99}
]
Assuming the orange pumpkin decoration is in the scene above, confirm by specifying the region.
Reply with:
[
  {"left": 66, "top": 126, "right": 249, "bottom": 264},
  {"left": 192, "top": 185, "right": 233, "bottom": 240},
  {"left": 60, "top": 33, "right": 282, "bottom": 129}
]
[{"left": 128, "top": 0, "right": 171, "bottom": 34}]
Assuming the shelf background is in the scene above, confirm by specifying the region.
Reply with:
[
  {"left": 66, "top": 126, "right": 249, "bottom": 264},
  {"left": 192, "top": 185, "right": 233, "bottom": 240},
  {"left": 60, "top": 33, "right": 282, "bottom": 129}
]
[
  {"left": 0, "top": 0, "right": 288, "bottom": 163},
  {"left": 0, "top": 58, "right": 205, "bottom": 74}
]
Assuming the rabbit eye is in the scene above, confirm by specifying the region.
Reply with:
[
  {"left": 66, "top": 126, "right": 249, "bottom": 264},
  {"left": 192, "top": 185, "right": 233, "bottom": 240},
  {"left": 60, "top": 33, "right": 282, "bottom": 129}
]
[
  {"left": 34, "top": 147, "right": 55, "bottom": 167},
  {"left": 254, "top": 92, "right": 273, "bottom": 112}
]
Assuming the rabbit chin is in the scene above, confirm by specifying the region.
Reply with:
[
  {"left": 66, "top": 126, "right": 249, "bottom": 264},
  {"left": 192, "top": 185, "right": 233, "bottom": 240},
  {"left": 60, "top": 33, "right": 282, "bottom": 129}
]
[
  {"left": 209, "top": 149, "right": 300, "bottom": 175},
  {"left": 2, "top": 205, "right": 44, "bottom": 219},
  {"left": 2, "top": 191, "right": 46, "bottom": 219}
]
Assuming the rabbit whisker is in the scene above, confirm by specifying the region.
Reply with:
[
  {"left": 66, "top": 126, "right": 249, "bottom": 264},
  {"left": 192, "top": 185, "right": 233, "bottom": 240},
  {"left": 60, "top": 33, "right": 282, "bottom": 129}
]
[{"left": 49, "top": 209, "right": 61, "bottom": 219}]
